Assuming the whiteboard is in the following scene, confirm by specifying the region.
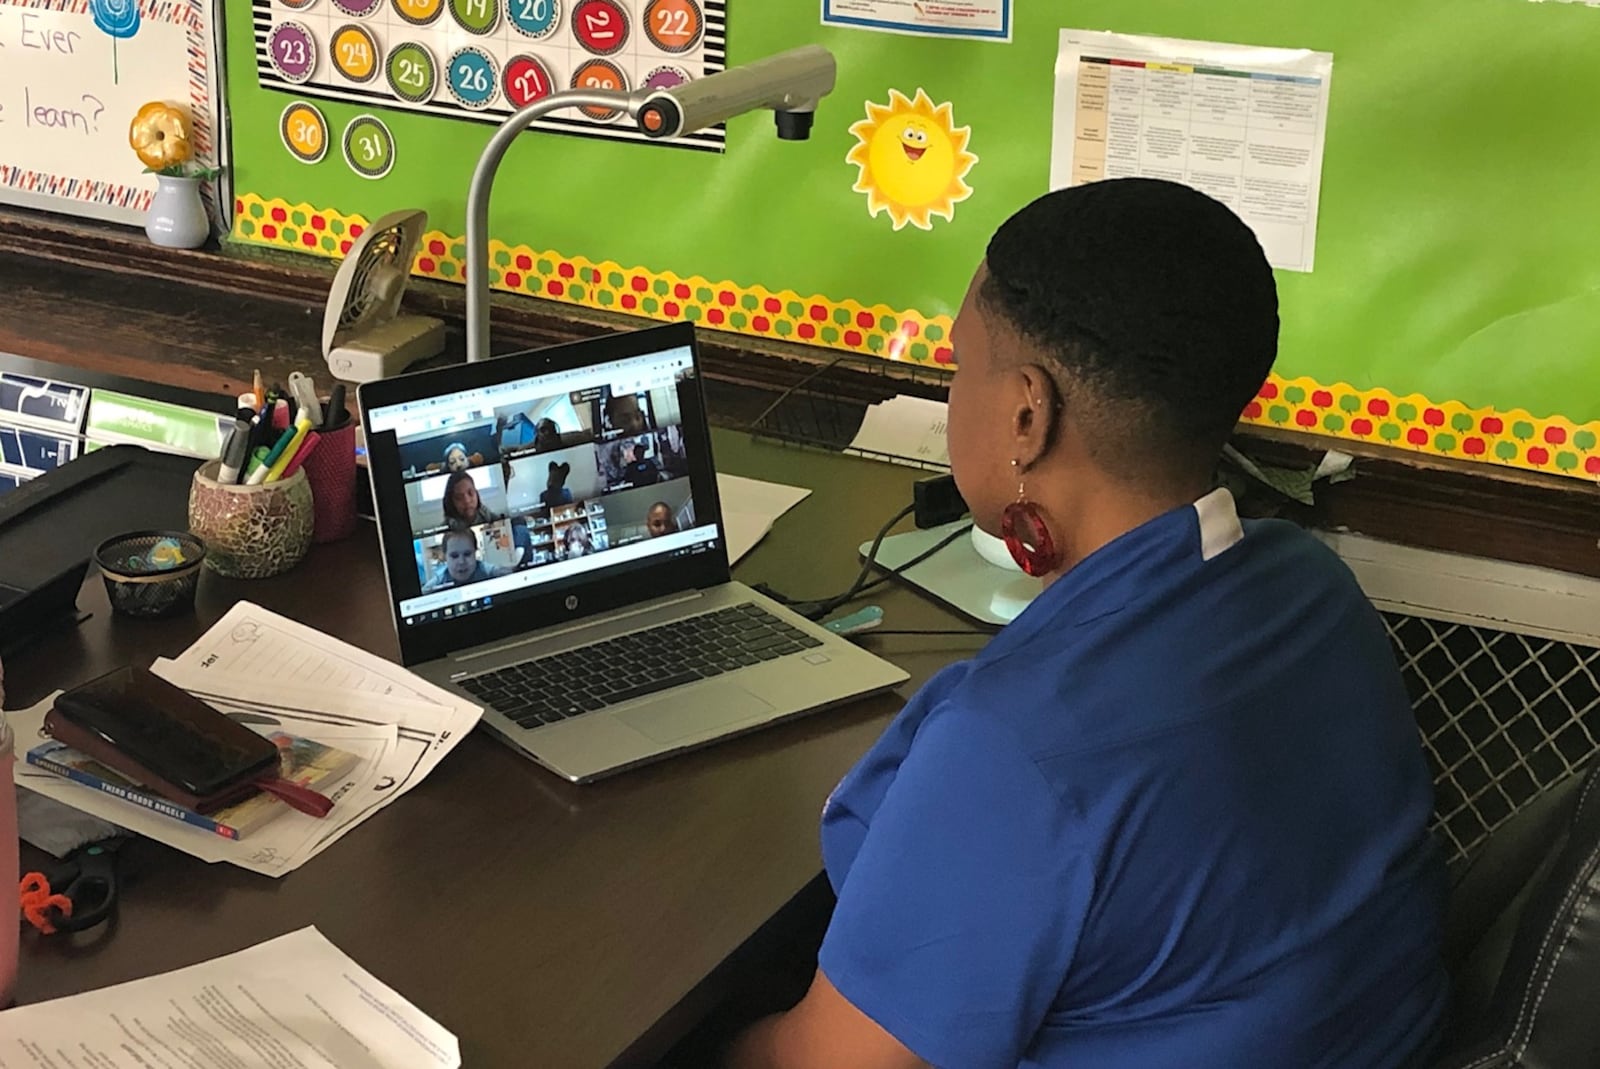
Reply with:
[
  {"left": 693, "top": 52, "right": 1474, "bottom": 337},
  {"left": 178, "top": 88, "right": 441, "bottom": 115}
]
[{"left": 0, "top": 0, "right": 220, "bottom": 226}]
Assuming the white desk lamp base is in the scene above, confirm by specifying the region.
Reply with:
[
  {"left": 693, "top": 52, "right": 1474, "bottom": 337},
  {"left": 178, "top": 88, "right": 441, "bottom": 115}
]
[{"left": 860, "top": 522, "right": 1039, "bottom": 626}]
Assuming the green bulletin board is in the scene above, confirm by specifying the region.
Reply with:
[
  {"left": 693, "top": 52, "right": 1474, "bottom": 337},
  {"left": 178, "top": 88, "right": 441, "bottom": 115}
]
[{"left": 230, "top": 0, "right": 1600, "bottom": 478}]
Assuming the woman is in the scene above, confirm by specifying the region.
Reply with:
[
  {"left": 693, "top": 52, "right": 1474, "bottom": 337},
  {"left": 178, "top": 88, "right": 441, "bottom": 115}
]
[
  {"left": 724, "top": 180, "right": 1446, "bottom": 1069},
  {"left": 442, "top": 470, "right": 503, "bottom": 530}
]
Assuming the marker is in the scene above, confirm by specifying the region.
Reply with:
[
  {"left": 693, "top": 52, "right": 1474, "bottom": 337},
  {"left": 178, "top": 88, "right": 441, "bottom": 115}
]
[
  {"left": 322, "top": 383, "right": 347, "bottom": 431},
  {"left": 242, "top": 446, "right": 270, "bottom": 482},
  {"left": 218, "top": 417, "right": 252, "bottom": 483},
  {"left": 264, "top": 416, "right": 314, "bottom": 483},
  {"left": 218, "top": 426, "right": 251, "bottom": 484},
  {"left": 247, "top": 424, "right": 299, "bottom": 485},
  {"left": 279, "top": 431, "right": 321, "bottom": 479}
]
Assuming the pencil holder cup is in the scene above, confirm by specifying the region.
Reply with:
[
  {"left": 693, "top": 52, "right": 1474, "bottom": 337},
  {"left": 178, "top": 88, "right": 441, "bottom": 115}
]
[
  {"left": 303, "top": 415, "right": 357, "bottom": 543},
  {"left": 188, "top": 460, "right": 314, "bottom": 579}
]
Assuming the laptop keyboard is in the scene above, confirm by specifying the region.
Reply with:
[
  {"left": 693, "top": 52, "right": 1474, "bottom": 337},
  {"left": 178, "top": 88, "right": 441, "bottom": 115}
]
[{"left": 455, "top": 603, "right": 824, "bottom": 730}]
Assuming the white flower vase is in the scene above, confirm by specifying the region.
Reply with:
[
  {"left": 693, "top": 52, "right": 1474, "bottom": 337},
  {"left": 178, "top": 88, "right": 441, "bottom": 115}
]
[{"left": 145, "top": 175, "right": 209, "bottom": 249}]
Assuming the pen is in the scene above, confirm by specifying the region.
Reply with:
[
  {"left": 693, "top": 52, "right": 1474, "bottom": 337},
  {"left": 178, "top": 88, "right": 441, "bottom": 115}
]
[
  {"left": 271, "top": 398, "right": 291, "bottom": 432},
  {"left": 252, "top": 370, "right": 264, "bottom": 409},
  {"left": 279, "top": 431, "right": 321, "bottom": 479}
]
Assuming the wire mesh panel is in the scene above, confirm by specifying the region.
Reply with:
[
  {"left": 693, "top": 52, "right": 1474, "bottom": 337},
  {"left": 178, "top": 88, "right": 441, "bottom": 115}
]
[
  {"left": 1384, "top": 611, "right": 1600, "bottom": 863},
  {"left": 745, "top": 353, "right": 953, "bottom": 470}
]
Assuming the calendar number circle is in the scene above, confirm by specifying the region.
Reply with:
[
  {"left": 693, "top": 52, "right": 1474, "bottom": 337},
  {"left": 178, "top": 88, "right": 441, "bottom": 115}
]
[
  {"left": 267, "top": 22, "right": 318, "bottom": 83},
  {"left": 447, "top": 47, "right": 500, "bottom": 109},
  {"left": 279, "top": 101, "right": 329, "bottom": 163},
  {"left": 643, "top": 0, "right": 701, "bottom": 53},
  {"left": 386, "top": 41, "right": 438, "bottom": 103},
  {"left": 507, "top": 0, "right": 560, "bottom": 39},
  {"left": 571, "top": 58, "right": 628, "bottom": 121},
  {"left": 448, "top": 0, "right": 500, "bottom": 34},
  {"left": 503, "top": 54, "right": 556, "bottom": 108},
  {"left": 572, "top": 0, "right": 628, "bottom": 56},
  {"left": 279, "top": 0, "right": 318, "bottom": 9},
  {"left": 342, "top": 115, "right": 395, "bottom": 179},
  {"left": 643, "top": 64, "right": 690, "bottom": 92},
  {"left": 332, "top": 0, "right": 382, "bottom": 15},
  {"left": 331, "top": 23, "right": 379, "bottom": 82},
  {"left": 391, "top": 0, "right": 442, "bottom": 25}
]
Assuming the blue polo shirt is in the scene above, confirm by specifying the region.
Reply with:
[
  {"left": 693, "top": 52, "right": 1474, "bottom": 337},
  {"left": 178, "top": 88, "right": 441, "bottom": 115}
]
[{"left": 819, "top": 489, "right": 1446, "bottom": 1069}]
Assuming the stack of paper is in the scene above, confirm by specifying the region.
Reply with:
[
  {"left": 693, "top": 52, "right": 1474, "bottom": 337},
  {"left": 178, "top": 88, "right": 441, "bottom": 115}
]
[
  {"left": 718, "top": 473, "right": 811, "bottom": 563},
  {"left": 0, "top": 926, "right": 461, "bottom": 1067},
  {"left": 13, "top": 602, "right": 481, "bottom": 878},
  {"left": 846, "top": 395, "right": 951, "bottom": 469}
]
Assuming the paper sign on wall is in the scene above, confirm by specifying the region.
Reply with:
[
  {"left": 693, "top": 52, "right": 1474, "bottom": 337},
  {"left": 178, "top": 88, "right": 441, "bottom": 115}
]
[
  {"left": 822, "top": 0, "right": 1011, "bottom": 42},
  {"left": 0, "top": 0, "right": 219, "bottom": 226},
  {"left": 1050, "top": 29, "right": 1333, "bottom": 273}
]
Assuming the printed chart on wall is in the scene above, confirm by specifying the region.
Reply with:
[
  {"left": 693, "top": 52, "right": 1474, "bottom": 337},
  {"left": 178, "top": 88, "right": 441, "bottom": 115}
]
[
  {"left": 1050, "top": 30, "right": 1333, "bottom": 273},
  {"left": 254, "top": 0, "right": 727, "bottom": 151},
  {"left": 0, "top": 0, "right": 219, "bottom": 225},
  {"left": 821, "top": 0, "right": 1011, "bottom": 41}
]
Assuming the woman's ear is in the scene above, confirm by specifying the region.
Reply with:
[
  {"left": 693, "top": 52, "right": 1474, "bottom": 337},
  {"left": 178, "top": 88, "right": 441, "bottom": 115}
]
[{"left": 1011, "top": 363, "right": 1063, "bottom": 470}]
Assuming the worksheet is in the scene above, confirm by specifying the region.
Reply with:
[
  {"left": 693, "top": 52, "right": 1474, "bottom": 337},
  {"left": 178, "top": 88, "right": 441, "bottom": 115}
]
[
  {"left": 1050, "top": 29, "right": 1334, "bottom": 272},
  {"left": 0, "top": 927, "right": 460, "bottom": 1068}
]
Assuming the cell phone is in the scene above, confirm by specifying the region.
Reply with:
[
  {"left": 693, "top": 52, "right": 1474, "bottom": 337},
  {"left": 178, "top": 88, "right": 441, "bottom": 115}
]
[{"left": 46, "top": 665, "right": 280, "bottom": 812}]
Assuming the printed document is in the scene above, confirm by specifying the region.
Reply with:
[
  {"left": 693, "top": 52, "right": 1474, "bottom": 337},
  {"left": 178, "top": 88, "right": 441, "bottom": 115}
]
[{"left": 0, "top": 926, "right": 460, "bottom": 1068}]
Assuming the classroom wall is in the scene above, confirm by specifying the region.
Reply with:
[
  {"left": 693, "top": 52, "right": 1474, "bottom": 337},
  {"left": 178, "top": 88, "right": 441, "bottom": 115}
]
[{"left": 227, "top": 1, "right": 1600, "bottom": 480}]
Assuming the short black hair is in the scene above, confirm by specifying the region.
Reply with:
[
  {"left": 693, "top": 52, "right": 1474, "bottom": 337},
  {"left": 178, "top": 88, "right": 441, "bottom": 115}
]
[{"left": 980, "top": 178, "right": 1278, "bottom": 483}]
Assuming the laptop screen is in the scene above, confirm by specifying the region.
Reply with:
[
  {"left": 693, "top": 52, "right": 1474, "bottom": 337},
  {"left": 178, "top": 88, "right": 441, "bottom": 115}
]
[{"left": 362, "top": 325, "right": 729, "bottom": 665}]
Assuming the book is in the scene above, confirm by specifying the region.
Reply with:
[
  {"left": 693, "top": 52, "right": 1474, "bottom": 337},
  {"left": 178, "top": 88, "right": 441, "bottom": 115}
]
[{"left": 26, "top": 731, "right": 359, "bottom": 841}]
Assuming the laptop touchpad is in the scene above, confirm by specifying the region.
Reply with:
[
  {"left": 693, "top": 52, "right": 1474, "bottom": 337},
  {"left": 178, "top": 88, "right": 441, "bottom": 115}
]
[{"left": 614, "top": 680, "right": 776, "bottom": 744}]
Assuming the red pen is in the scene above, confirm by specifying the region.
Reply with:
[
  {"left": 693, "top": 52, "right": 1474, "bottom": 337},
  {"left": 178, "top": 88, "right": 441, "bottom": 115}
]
[{"left": 279, "top": 431, "right": 322, "bottom": 479}]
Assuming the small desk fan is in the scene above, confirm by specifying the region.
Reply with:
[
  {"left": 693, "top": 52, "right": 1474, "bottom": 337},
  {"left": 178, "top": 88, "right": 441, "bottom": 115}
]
[{"left": 322, "top": 209, "right": 446, "bottom": 382}]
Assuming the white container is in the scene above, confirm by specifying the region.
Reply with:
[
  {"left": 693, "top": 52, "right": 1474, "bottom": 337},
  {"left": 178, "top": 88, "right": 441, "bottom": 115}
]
[{"left": 145, "top": 175, "right": 210, "bottom": 249}]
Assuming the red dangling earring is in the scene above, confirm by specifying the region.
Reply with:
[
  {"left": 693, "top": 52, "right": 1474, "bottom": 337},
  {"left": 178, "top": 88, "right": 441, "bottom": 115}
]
[{"left": 1001, "top": 459, "right": 1061, "bottom": 577}]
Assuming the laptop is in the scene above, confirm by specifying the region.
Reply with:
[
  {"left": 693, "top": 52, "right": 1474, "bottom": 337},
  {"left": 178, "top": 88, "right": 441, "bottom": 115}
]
[{"left": 360, "top": 322, "right": 909, "bottom": 782}]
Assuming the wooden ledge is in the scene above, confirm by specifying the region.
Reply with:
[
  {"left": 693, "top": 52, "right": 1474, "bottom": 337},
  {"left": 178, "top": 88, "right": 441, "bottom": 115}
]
[{"left": 3, "top": 204, "right": 1597, "bottom": 578}]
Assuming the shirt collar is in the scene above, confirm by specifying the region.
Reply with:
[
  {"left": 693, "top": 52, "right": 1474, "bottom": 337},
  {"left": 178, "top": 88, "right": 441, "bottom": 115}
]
[{"left": 980, "top": 487, "right": 1243, "bottom": 661}]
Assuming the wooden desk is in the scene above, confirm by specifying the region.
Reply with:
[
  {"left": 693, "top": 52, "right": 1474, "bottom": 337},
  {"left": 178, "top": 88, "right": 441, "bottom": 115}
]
[{"left": 5, "top": 429, "right": 984, "bottom": 1068}]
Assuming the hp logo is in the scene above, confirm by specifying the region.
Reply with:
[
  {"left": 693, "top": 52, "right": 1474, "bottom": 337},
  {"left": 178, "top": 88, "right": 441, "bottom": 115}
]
[{"left": 565, "top": 595, "right": 579, "bottom": 611}]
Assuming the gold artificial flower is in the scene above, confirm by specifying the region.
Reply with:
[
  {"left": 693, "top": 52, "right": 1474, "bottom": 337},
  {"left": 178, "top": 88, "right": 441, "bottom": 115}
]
[{"left": 129, "top": 101, "right": 194, "bottom": 171}]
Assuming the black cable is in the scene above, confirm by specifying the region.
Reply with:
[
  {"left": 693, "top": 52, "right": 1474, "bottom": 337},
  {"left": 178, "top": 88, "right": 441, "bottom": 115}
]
[
  {"left": 756, "top": 506, "right": 974, "bottom": 623},
  {"left": 755, "top": 502, "right": 915, "bottom": 620}
]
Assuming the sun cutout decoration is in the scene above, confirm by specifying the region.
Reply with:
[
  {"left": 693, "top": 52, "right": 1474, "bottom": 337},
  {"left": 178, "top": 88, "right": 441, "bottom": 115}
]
[{"left": 847, "top": 88, "right": 977, "bottom": 232}]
